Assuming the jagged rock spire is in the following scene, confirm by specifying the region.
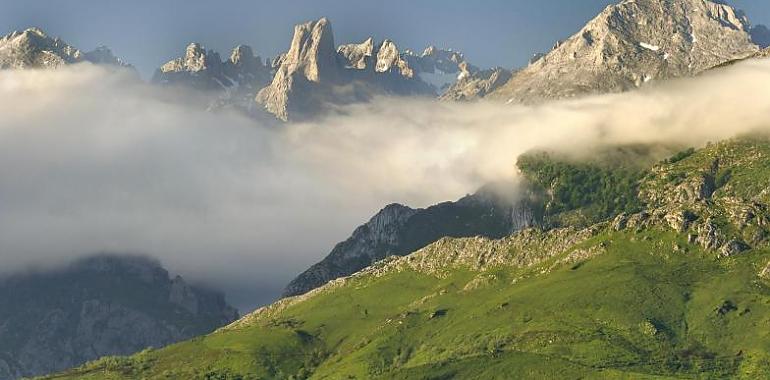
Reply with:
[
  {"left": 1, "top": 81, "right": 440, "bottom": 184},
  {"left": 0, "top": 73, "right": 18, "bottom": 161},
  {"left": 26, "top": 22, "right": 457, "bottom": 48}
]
[
  {"left": 337, "top": 37, "right": 374, "bottom": 69},
  {"left": 285, "top": 17, "right": 339, "bottom": 83},
  {"left": 153, "top": 42, "right": 270, "bottom": 100},
  {"left": 256, "top": 17, "right": 340, "bottom": 121}
]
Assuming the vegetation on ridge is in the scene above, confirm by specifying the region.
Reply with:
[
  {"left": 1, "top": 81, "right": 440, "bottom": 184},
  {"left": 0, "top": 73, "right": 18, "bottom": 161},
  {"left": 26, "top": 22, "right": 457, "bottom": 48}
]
[{"left": 516, "top": 144, "right": 678, "bottom": 227}]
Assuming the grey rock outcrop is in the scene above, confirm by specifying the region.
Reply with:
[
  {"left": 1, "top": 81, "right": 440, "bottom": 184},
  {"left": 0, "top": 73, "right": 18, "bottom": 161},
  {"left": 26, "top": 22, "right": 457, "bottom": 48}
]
[
  {"left": 0, "top": 28, "right": 130, "bottom": 70},
  {"left": 720, "top": 239, "right": 750, "bottom": 257},
  {"left": 489, "top": 0, "right": 759, "bottom": 103},
  {"left": 283, "top": 184, "right": 537, "bottom": 297},
  {"left": 0, "top": 255, "right": 238, "bottom": 380}
]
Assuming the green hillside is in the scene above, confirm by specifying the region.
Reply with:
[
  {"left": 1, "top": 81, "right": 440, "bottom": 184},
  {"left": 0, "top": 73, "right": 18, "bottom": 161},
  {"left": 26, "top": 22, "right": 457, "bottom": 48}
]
[{"left": 43, "top": 138, "right": 770, "bottom": 379}]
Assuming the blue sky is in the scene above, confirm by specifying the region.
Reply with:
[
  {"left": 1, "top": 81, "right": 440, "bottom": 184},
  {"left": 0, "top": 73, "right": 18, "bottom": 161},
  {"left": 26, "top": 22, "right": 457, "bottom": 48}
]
[{"left": 2, "top": 0, "right": 768, "bottom": 78}]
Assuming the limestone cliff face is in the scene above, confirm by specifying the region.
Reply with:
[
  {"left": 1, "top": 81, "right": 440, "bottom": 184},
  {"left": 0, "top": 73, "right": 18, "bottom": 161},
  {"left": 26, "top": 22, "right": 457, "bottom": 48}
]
[
  {"left": 283, "top": 185, "right": 537, "bottom": 297},
  {"left": 0, "top": 255, "right": 238, "bottom": 380},
  {"left": 255, "top": 18, "right": 340, "bottom": 121},
  {"left": 489, "top": 0, "right": 759, "bottom": 103}
]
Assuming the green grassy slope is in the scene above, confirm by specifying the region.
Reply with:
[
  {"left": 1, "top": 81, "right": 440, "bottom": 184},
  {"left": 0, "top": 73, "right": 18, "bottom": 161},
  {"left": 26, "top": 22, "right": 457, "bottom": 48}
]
[{"left": 43, "top": 139, "right": 770, "bottom": 380}]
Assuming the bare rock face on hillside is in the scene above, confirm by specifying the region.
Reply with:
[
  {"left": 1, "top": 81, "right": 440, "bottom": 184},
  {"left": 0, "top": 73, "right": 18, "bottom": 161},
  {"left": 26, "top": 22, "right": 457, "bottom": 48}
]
[
  {"left": 283, "top": 184, "right": 538, "bottom": 297},
  {"left": 0, "top": 28, "right": 130, "bottom": 69},
  {"left": 489, "top": 0, "right": 759, "bottom": 104}
]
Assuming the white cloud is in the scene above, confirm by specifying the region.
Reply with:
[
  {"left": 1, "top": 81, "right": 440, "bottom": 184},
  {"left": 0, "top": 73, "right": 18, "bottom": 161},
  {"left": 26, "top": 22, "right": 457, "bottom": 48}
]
[{"left": 1, "top": 58, "right": 770, "bottom": 310}]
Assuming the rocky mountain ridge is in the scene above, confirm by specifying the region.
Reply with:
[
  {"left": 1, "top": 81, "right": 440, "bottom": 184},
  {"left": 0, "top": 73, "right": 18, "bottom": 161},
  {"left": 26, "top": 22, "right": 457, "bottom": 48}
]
[
  {"left": 237, "top": 138, "right": 770, "bottom": 334},
  {"left": 0, "top": 255, "right": 237, "bottom": 380},
  {"left": 283, "top": 184, "right": 538, "bottom": 297},
  {"left": 440, "top": 66, "right": 512, "bottom": 101},
  {"left": 283, "top": 143, "right": 674, "bottom": 298},
  {"left": 153, "top": 42, "right": 272, "bottom": 111},
  {"left": 256, "top": 18, "right": 466, "bottom": 121},
  {"left": 5, "top": 0, "right": 770, "bottom": 118},
  {"left": 0, "top": 28, "right": 130, "bottom": 69},
  {"left": 488, "top": 0, "right": 761, "bottom": 103}
]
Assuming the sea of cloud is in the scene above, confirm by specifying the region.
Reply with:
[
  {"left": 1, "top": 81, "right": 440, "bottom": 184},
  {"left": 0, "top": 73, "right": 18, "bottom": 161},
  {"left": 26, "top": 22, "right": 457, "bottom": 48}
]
[{"left": 1, "top": 58, "right": 769, "bottom": 310}]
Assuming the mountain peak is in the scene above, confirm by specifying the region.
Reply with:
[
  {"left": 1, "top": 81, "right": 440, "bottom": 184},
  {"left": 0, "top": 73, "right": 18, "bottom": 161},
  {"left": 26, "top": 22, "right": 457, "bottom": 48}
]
[
  {"left": 256, "top": 17, "right": 341, "bottom": 121},
  {"left": 229, "top": 44, "right": 255, "bottom": 65},
  {"left": 337, "top": 37, "right": 374, "bottom": 69},
  {"left": 153, "top": 41, "right": 270, "bottom": 102},
  {"left": 184, "top": 42, "right": 210, "bottom": 72},
  {"left": 489, "top": 0, "right": 759, "bottom": 103},
  {"left": 157, "top": 42, "right": 224, "bottom": 75},
  {"left": 19, "top": 27, "right": 48, "bottom": 39},
  {"left": 0, "top": 27, "right": 133, "bottom": 70},
  {"left": 1, "top": 27, "right": 80, "bottom": 68},
  {"left": 375, "top": 39, "right": 412, "bottom": 76},
  {"left": 185, "top": 42, "right": 203, "bottom": 52},
  {"left": 288, "top": 17, "right": 338, "bottom": 82},
  {"left": 82, "top": 45, "right": 130, "bottom": 67}
]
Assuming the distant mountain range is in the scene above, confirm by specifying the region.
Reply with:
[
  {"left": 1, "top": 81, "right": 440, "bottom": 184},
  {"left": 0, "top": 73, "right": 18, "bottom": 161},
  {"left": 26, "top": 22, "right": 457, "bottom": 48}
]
[{"left": 4, "top": 0, "right": 766, "bottom": 121}]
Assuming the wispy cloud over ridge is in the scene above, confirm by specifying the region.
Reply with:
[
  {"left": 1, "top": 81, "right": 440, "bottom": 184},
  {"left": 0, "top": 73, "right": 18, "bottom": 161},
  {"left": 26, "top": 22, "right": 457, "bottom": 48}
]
[{"left": 1, "top": 59, "right": 770, "bottom": 309}]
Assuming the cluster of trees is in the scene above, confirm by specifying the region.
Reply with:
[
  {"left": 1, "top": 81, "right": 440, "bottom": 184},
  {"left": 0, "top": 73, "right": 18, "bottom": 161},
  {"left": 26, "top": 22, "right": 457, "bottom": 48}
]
[{"left": 517, "top": 152, "right": 647, "bottom": 224}]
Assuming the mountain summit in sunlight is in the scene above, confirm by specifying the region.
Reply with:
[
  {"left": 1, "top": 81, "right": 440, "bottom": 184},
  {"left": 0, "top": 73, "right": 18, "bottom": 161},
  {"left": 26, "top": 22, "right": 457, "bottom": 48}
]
[
  {"left": 488, "top": 0, "right": 760, "bottom": 103},
  {"left": 0, "top": 28, "right": 129, "bottom": 69}
]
